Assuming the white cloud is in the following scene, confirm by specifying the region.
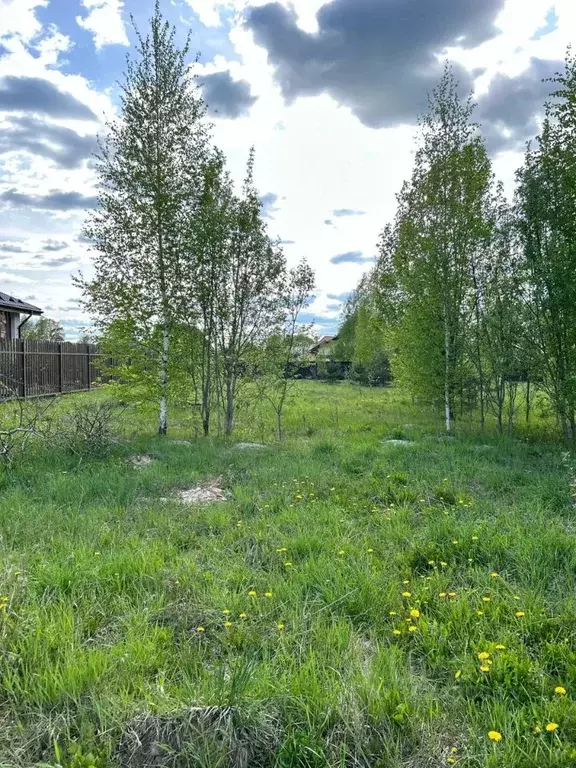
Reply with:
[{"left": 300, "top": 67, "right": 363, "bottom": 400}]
[
  {"left": 0, "top": 0, "right": 47, "bottom": 42},
  {"left": 76, "top": 0, "right": 129, "bottom": 49}
]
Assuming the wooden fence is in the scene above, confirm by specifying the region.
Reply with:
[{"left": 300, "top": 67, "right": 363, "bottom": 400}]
[{"left": 0, "top": 340, "right": 112, "bottom": 400}]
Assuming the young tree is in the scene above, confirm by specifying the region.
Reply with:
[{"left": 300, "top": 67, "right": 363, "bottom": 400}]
[
  {"left": 256, "top": 259, "right": 315, "bottom": 439},
  {"left": 213, "top": 149, "right": 286, "bottom": 436},
  {"left": 388, "top": 67, "right": 492, "bottom": 431},
  {"left": 516, "top": 50, "right": 576, "bottom": 443},
  {"left": 77, "top": 2, "right": 209, "bottom": 435},
  {"left": 22, "top": 317, "right": 65, "bottom": 341}
]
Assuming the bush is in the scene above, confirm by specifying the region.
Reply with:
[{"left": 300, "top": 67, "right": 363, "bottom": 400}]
[
  {"left": 349, "top": 352, "right": 392, "bottom": 387},
  {"left": 59, "top": 400, "right": 125, "bottom": 457}
]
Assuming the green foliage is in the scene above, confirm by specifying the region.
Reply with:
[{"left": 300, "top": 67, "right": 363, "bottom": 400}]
[{"left": 22, "top": 317, "right": 65, "bottom": 341}]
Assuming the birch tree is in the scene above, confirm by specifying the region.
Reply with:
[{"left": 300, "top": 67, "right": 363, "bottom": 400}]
[
  {"left": 390, "top": 67, "right": 492, "bottom": 431},
  {"left": 78, "top": 2, "right": 209, "bottom": 435}
]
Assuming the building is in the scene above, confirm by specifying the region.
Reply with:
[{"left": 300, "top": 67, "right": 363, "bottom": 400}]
[
  {"left": 309, "top": 334, "right": 339, "bottom": 360},
  {"left": 0, "top": 291, "right": 43, "bottom": 341}
]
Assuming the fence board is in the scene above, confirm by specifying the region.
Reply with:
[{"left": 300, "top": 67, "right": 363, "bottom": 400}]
[{"left": 0, "top": 340, "right": 110, "bottom": 400}]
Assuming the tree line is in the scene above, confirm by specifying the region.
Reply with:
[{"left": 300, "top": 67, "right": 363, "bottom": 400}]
[
  {"left": 340, "top": 53, "right": 576, "bottom": 441},
  {"left": 78, "top": 2, "right": 315, "bottom": 438}
]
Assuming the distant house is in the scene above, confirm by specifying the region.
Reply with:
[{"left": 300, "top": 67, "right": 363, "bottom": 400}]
[
  {"left": 0, "top": 291, "right": 43, "bottom": 341},
  {"left": 309, "top": 334, "right": 339, "bottom": 360}
]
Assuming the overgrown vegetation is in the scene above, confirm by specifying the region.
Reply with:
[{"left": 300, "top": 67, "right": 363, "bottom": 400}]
[
  {"left": 0, "top": 382, "right": 575, "bottom": 767},
  {"left": 340, "top": 54, "right": 576, "bottom": 443}
]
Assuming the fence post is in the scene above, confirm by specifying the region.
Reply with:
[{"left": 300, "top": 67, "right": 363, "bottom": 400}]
[
  {"left": 58, "top": 342, "right": 63, "bottom": 393},
  {"left": 19, "top": 339, "right": 26, "bottom": 398},
  {"left": 86, "top": 343, "right": 91, "bottom": 389}
]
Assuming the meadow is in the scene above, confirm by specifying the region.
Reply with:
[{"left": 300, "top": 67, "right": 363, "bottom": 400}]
[{"left": 0, "top": 381, "right": 575, "bottom": 767}]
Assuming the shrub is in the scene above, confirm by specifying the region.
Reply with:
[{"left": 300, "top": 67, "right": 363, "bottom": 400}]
[{"left": 59, "top": 400, "right": 125, "bottom": 457}]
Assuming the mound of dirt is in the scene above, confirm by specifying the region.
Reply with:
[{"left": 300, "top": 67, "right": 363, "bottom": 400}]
[
  {"left": 175, "top": 480, "right": 228, "bottom": 505},
  {"left": 128, "top": 454, "right": 154, "bottom": 468}
]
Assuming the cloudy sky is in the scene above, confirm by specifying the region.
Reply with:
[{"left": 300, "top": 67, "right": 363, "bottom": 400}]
[{"left": 0, "top": 0, "right": 572, "bottom": 338}]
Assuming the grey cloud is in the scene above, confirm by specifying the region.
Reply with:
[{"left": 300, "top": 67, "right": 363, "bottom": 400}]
[
  {"left": 42, "top": 239, "right": 69, "bottom": 252},
  {"left": 333, "top": 208, "right": 365, "bottom": 217},
  {"left": 0, "top": 116, "right": 98, "bottom": 169},
  {"left": 198, "top": 71, "right": 258, "bottom": 118},
  {"left": 330, "top": 251, "right": 374, "bottom": 265},
  {"left": 260, "top": 192, "right": 280, "bottom": 219},
  {"left": 0, "top": 189, "right": 98, "bottom": 211},
  {"left": 327, "top": 291, "right": 351, "bottom": 301},
  {"left": 76, "top": 234, "right": 92, "bottom": 244},
  {"left": 40, "top": 256, "right": 77, "bottom": 267},
  {"left": 279, "top": 239, "right": 295, "bottom": 245},
  {"left": 477, "top": 58, "right": 561, "bottom": 153},
  {"left": 245, "top": 0, "right": 504, "bottom": 128},
  {"left": 0, "top": 76, "right": 97, "bottom": 120},
  {"left": 0, "top": 242, "right": 26, "bottom": 253}
]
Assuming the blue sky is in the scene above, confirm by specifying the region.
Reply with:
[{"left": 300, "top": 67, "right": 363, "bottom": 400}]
[{"left": 0, "top": 0, "right": 572, "bottom": 337}]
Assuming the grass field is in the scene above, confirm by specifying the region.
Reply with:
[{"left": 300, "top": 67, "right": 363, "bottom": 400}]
[{"left": 1, "top": 381, "right": 575, "bottom": 767}]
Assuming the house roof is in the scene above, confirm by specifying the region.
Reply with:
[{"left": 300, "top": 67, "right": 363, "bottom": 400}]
[
  {"left": 0, "top": 291, "right": 43, "bottom": 316},
  {"left": 309, "top": 334, "right": 339, "bottom": 354}
]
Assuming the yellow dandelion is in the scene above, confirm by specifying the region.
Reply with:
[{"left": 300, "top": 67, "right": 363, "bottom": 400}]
[
  {"left": 248, "top": 590, "right": 257, "bottom": 597},
  {"left": 284, "top": 562, "right": 293, "bottom": 567},
  {"left": 439, "top": 592, "right": 447, "bottom": 598},
  {"left": 490, "top": 572, "right": 499, "bottom": 578},
  {"left": 440, "top": 561, "right": 448, "bottom": 568},
  {"left": 264, "top": 591, "right": 273, "bottom": 598},
  {"left": 482, "top": 596, "right": 491, "bottom": 602},
  {"left": 488, "top": 731, "right": 502, "bottom": 742},
  {"left": 367, "top": 548, "right": 374, "bottom": 553},
  {"left": 452, "top": 540, "right": 459, "bottom": 545},
  {"left": 480, "top": 665, "right": 490, "bottom": 672},
  {"left": 554, "top": 686, "right": 567, "bottom": 695},
  {"left": 223, "top": 609, "right": 230, "bottom": 615},
  {"left": 472, "top": 535, "right": 479, "bottom": 541},
  {"left": 295, "top": 495, "right": 302, "bottom": 500},
  {"left": 239, "top": 612, "right": 247, "bottom": 619},
  {"left": 533, "top": 725, "right": 541, "bottom": 735},
  {"left": 455, "top": 670, "right": 462, "bottom": 679},
  {"left": 495, "top": 644, "right": 506, "bottom": 650},
  {"left": 402, "top": 591, "right": 412, "bottom": 598},
  {"left": 276, "top": 547, "right": 287, "bottom": 553},
  {"left": 389, "top": 610, "right": 397, "bottom": 616},
  {"left": 197, "top": 626, "right": 205, "bottom": 632},
  {"left": 451, "top": 747, "right": 458, "bottom": 754},
  {"left": 338, "top": 550, "right": 345, "bottom": 556},
  {"left": 277, "top": 622, "right": 285, "bottom": 631},
  {"left": 448, "top": 592, "right": 456, "bottom": 598},
  {"left": 447, "top": 759, "right": 456, "bottom": 765},
  {"left": 476, "top": 610, "right": 484, "bottom": 615},
  {"left": 403, "top": 579, "right": 410, "bottom": 584},
  {"left": 545, "top": 722, "right": 559, "bottom": 733},
  {"left": 428, "top": 560, "right": 436, "bottom": 565},
  {"left": 515, "top": 611, "right": 525, "bottom": 618},
  {"left": 408, "top": 625, "right": 417, "bottom": 632},
  {"left": 392, "top": 629, "right": 402, "bottom": 636},
  {"left": 224, "top": 621, "right": 232, "bottom": 628},
  {"left": 410, "top": 609, "right": 421, "bottom": 619},
  {"left": 478, "top": 652, "right": 490, "bottom": 660}
]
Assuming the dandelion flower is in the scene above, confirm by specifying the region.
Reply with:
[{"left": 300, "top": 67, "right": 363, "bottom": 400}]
[
  {"left": 477, "top": 610, "right": 484, "bottom": 616},
  {"left": 452, "top": 540, "right": 459, "bottom": 545},
  {"left": 490, "top": 572, "right": 499, "bottom": 578},
  {"left": 488, "top": 731, "right": 502, "bottom": 742},
  {"left": 224, "top": 621, "right": 232, "bottom": 628},
  {"left": 440, "top": 561, "right": 448, "bottom": 568},
  {"left": 515, "top": 611, "right": 525, "bottom": 618},
  {"left": 447, "top": 759, "right": 455, "bottom": 765},
  {"left": 277, "top": 622, "right": 285, "bottom": 631},
  {"left": 392, "top": 629, "right": 402, "bottom": 636},
  {"left": 451, "top": 747, "right": 458, "bottom": 754},
  {"left": 284, "top": 562, "right": 293, "bottom": 568},
  {"left": 410, "top": 609, "right": 421, "bottom": 619},
  {"left": 482, "top": 596, "right": 491, "bottom": 603},
  {"left": 478, "top": 652, "right": 490, "bottom": 661},
  {"left": 408, "top": 625, "right": 417, "bottom": 632},
  {"left": 403, "top": 579, "right": 410, "bottom": 585},
  {"left": 448, "top": 592, "right": 456, "bottom": 598},
  {"left": 276, "top": 547, "right": 287, "bottom": 553},
  {"left": 495, "top": 644, "right": 506, "bottom": 650},
  {"left": 389, "top": 611, "right": 397, "bottom": 616},
  {"left": 533, "top": 725, "right": 541, "bottom": 734},
  {"left": 455, "top": 670, "right": 462, "bottom": 679},
  {"left": 480, "top": 665, "right": 490, "bottom": 672},
  {"left": 248, "top": 590, "right": 257, "bottom": 597},
  {"left": 295, "top": 495, "right": 303, "bottom": 500},
  {"left": 367, "top": 548, "right": 374, "bottom": 553},
  {"left": 223, "top": 609, "right": 230, "bottom": 615},
  {"left": 545, "top": 723, "right": 559, "bottom": 733},
  {"left": 402, "top": 591, "right": 412, "bottom": 598},
  {"left": 197, "top": 627, "right": 205, "bottom": 633},
  {"left": 472, "top": 535, "right": 479, "bottom": 541},
  {"left": 428, "top": 560, "right": 436, "bottom": 566},
  {"left": 264, "top": 591, "right": 273, "bottom": 598},
  {"left": 239, "top": 612, "right": 247, "bottom": 619},
  {"left": 555, "top": 686, "right": 567, "bottom": 695},
  {"left": 338, "top": 550, "right": 345, "bottom": 556},
  {"left": 439, "top": 592, "right": 447, "bottom": 598}
]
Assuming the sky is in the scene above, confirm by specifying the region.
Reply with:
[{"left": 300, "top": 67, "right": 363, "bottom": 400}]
[{"left": 0, "top": 0, "right": 573, "bottom": 338}]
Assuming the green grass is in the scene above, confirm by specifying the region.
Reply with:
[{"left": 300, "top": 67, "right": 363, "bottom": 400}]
[{"left": 0, "top": 381, "right": 575, "bottom": 767}]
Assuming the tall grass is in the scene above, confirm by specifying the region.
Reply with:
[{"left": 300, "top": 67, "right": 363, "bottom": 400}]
[{"left": 0, "top": 382, "right": 574, "bottom": 766}]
